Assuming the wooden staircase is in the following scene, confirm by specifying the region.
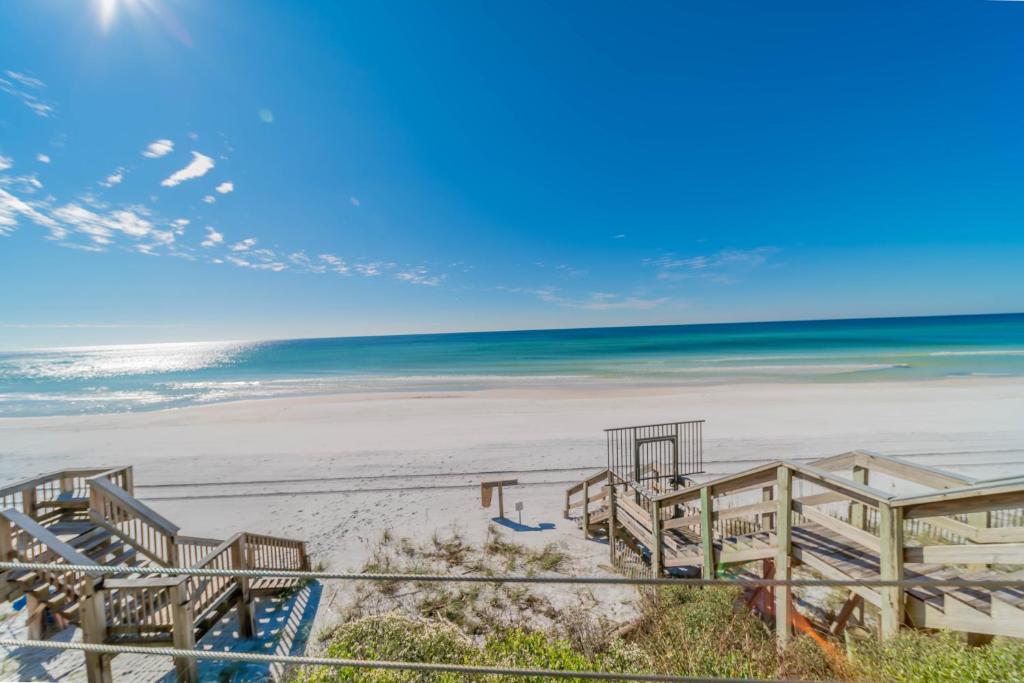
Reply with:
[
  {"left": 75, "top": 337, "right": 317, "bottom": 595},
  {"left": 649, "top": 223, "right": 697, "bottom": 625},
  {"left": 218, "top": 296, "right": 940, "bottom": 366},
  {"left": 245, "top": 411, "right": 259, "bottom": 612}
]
[
  {"left": 565, "top": 450, "right": 1024, "bottom": 644},
  {"left": 0, "top": 467, "right": 310, "bottom": 683}
]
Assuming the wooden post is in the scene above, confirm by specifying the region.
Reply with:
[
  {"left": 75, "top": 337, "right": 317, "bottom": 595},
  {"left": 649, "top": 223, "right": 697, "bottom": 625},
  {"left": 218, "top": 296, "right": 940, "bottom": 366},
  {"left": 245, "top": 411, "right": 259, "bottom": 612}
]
[
  {"left": 760, "top": 485, "right": 774, "bottom": 531},
  {"left": 607, "top": 475, "right": 618, "bottom": 564},
  {"left": 22, "top": 487, "right": 38, "bottom": 522},
  {"left": 232, "top": 536, "right": 255, "bottom": 638},
  {"left": 650, "top": 498, "right": 663, "bottom": 578},
  {"left": 497, "top": 485, "right": 505, "bottom": 519},
  {"left": 0, "top": 515, "right": 11, "bottom": 561},
  {"left": 700, "top": 486, "right": 714, "bottom": 580},
  {"left": 123, "top": 466, "right": 135, "bottom": 495},
  {"left": 170, "top": 581, "right": 198, "bottom": 682},
  {"left": 775, "top": 466, "right": 793, "bottom": 647},
  {"left": 80, "top": 584, "right": 113, "bottom": 683},
  {"left": 966, "top": 510, "right": 991, "bottom": 572},
  {"left": 850, "top": 465, "right": 868, "bottom": 530},
  {"left": 878, "top": 502, "right": 904, "bottom": 640},
  {"left": 581, "top": 480, "right": 591, "bottom": 538},
  {"left": 563, "top": 489, "right": 571, "bottom": 519}
]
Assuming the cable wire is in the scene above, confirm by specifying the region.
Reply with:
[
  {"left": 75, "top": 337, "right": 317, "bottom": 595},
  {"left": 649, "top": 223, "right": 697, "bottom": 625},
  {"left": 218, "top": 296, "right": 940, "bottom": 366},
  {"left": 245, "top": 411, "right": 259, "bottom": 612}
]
[{"left": 0, "top": 638, "right": 823, "bottom": 683}]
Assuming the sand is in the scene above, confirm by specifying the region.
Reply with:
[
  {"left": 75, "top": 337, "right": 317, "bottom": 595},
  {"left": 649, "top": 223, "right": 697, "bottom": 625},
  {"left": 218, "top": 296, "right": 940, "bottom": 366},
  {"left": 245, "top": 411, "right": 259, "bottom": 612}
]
[
  {"left": 1, "top": 377, "right": 1023, "bottom": 679},
  {"left": 2, "top": 377, "right": 1022, "bottom": 570}
]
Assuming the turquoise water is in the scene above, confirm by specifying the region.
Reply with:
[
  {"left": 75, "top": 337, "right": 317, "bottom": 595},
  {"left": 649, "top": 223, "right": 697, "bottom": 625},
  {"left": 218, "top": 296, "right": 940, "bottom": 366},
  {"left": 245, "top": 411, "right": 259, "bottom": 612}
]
[{"left": 1, "top": 313, "right": 1022, "bottom": 417}]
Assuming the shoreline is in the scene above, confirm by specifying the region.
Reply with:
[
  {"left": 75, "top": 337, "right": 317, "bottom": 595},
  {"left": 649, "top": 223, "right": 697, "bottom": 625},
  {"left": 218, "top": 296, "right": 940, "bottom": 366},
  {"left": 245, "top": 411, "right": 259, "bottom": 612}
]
[{"left": 2, "top": 373, "right": 1022, "bottom": 423}]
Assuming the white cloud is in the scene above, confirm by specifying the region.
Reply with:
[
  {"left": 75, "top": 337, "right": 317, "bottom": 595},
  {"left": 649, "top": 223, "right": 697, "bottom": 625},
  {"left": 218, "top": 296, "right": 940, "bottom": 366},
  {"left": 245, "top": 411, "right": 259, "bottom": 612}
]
[
  {"left": 202, "top": 195, "right": 215, "bottom": 204},
  {"left": 355, "top": 262, "right": 387, "bottom": 277},
  {"left": 37, "top": 154, "right": 50, "bottom": 164},
  {"left": 161, "top": 151, "right": 214, "bottom": 187},
  {"left": 142, "top": 139, "right": 174, "bottom": 159},
  {"left": 0, "top": 156, "right": 12, "bottom": 171},
  {"left": 4, "top": 70, "right": 44, "bottom": 89},
  {"left": 319, "top": 254, "right": 350, "bottom": 275},
  {"left": 0, "top": 173, "right": 43, "bottom": 194},
  {"left": 171, "top": 218, "right": 189, "bottom": 234},
  {"left": 395, "top": 266, "right": 443, "bottom": 286},
  {"left": 350, "top": 197, "right": 360, "bottom": 207},
  {"left": 100, "top": 169, "right": 123, "bottom": 187},
  {"left": 0, "top": 71, "right": 54, "bottom": 117},
  {"left": 230, "top": 237, "right": 256, "bottom": 252},
  {"left": 47, "top": 203, "right": 154, "bottom": 247},
  {"left": 522, "top": 287, "right": 666, "bottom": 310},
  {"left": 201, "top": 226, "right": 223, "bottom": 247},
  {"left": 215, "top": 181, "right": 234, "bottom": 194},
  {"left": 0, "top": 188, "right": 64, "bottom": 238},
  {"left": 649, "top": 247, "right": 777, "bottom": 283},
  {"left": 289, "top": 251, "right": 326, "bottom": 273}
]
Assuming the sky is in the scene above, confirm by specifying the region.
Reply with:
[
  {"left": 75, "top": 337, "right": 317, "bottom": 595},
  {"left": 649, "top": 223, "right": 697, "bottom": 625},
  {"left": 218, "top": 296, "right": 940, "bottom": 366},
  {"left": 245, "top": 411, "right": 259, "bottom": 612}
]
[{"left": 1, "top": 0, "right": 1023, "bottom": 349}]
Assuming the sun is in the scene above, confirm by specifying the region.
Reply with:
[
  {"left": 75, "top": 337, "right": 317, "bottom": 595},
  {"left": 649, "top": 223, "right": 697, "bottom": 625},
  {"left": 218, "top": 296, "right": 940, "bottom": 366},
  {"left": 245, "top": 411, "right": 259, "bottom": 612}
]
[{"left": 94, "top": 0, "right": 140, "bottom": 32}]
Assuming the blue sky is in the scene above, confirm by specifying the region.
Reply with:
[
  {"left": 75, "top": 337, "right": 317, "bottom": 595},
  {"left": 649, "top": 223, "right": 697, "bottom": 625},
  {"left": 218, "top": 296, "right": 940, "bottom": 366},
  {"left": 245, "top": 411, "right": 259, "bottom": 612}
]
[{"left": 1, "top": 0, "right": 1023, "bottom": 348}]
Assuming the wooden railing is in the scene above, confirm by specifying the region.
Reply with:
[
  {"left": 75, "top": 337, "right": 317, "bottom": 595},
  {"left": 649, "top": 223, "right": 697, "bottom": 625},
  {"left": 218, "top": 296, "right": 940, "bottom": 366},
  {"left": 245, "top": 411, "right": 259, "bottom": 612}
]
[
  {"left": 104, "top": 577, "right": 178, "bottom": 637},
  {"left": 0, "top": 508, "right": 100, "bottom": 605},
  {"left": 88, "top": 475, "right": 180, "bottom": 566},
  {"left": 175, "top": 535, "right": 223, "bottom": 568},
  {"left": 0, "top": 467, "right": 129, "bottom": 520},
  {"left": 586, "top": 449, "right": 1024, "bottom": 645},
  {"left": 244, "top": 532, "right": 310, "bottom": 571}
]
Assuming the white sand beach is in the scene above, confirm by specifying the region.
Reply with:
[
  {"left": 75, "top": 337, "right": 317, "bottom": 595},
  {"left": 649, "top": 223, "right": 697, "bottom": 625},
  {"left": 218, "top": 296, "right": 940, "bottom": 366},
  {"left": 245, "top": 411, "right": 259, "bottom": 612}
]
[
  {"left": 1, "top": 377, "right": 1023, "bottom": 680},
  {"left": 2, "top": 377, "right": 1023, "bottom": 573}
]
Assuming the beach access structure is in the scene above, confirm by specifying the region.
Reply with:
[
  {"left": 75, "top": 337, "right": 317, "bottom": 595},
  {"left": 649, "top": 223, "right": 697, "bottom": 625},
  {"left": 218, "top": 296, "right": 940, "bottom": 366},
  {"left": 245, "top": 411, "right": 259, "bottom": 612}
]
[
  {"left": 566, "top": 435, "right": 1024, "bottom": 645},
  {"left": 0, "top": 467, "right": 309, "bottom": 683}
]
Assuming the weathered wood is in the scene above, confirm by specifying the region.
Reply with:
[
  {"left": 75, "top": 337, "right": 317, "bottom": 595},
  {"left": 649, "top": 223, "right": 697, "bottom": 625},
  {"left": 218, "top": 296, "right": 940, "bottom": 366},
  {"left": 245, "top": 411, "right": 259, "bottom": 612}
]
[
  {"left": 792, "top": 502, "right": 881, "bottom": 553},
  {"left": 850, "top": 465, "right": 868, "bottom": 530},
  {"left": 903, "top": 542, "right": 1024, "bottom": 565},
  {"left": 700, "top": 486, "right": 714, "bottom": 580},
  {"left": 650, "top": 499, "right": 663, "bottom": 578},
  {"left": 966, "top": 510, "right": 991, "bottom": 572},
  {"left": 607, "top": 477, "right": 618, "bottom": 564},
  {"left": 80, "top": 587, "right": 113, "bottom": 683},
  {"left": 171, "top": 582, "right": 198, "bottom": 682},
  {"left": 830, "top": 592, "right": 863, "bottom": 638},
  {"left": 232, "top": 535, "right": 255, "bottom": 638},
  {"left": 878, "top": 502, "right": 904, "bottom": 640},
  {"left": 775, "top": 466, "right": 793, "bottom": 647},
  {"left": 760, "top": 486, "right": 774, "bottom": 531},
  {"left": 582, "top": 480, "right": 591, "bottom": 538}
]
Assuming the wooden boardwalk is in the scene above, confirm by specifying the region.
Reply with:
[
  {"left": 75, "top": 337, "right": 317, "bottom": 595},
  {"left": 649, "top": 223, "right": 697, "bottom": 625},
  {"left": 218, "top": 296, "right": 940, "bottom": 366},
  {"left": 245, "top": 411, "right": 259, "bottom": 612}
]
[
  {"left": 566, "top": 449, "right": 1024, "bottom": 643},
  {"left": 0, "top": 467, "right": 309, "bottom": 683}
]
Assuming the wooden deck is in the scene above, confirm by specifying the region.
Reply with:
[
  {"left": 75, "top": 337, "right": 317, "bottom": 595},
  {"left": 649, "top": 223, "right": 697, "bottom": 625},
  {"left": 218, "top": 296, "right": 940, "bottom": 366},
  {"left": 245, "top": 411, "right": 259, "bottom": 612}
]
[
  {"left": 0, "top": 467, "right": 310, "bottom": 683},
  {"left": 566, "top": 449, "right": 1024, "bottom": 643}
]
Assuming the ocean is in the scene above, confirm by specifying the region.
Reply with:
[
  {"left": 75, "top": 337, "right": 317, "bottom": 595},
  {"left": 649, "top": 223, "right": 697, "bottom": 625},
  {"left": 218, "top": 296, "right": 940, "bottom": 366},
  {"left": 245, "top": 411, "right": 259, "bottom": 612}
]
[{"left": 1, "top": 313, "right": 1022, "bottom": 417}]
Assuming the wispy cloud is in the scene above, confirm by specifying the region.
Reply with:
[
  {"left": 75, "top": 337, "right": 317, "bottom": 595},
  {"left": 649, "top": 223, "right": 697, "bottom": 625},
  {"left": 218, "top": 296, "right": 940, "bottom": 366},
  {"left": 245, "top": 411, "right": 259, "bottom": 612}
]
[
  {"left": 350, "top": 197, "right": 361, "bottom": 207},
  {"left": 202, "top": 195, "right": 215, "bottom": 204},
  {"left": 0, "top": 69, "right": 54, "bottom": 117},
  {"left": 0, "top": 188, "right": 64, "bottom": 238},
  {"left": 201, "top": 226, "right": 223, "bottom": 247},
  {"left": 36, "top": 154, "right": 50, "bottom": 164},
  {"left": 142, "top": 139, "right": 174, "bottom": 159},
  {"left": 395, "top": 266, "right": 443, "bottom": 286},
  {"left": 100, "top": 168, "right": 124, "bottom": 187},
  {"left": 50, "top": 203, "right": 153, "bottom": 246},
  {"left": 505, "top": 286, "right": 667, "bottom": 311},
  {"left": 215, "top": 181, "right": 234, "bottom": 194},
  {"left": 161, "top": 151, "right": 214, "bottom": 187},
  {"left": 648, "top": 247, "right": 777, "bottom": 283},
  {"left": 0, "top": 156, "right": 12, "bottom": 172},
  {"left": 319, "top": 254, "right": 350, "bottom": 274},
  {"left": 230, "top": 237, "right": 256, "bottom": 252}
]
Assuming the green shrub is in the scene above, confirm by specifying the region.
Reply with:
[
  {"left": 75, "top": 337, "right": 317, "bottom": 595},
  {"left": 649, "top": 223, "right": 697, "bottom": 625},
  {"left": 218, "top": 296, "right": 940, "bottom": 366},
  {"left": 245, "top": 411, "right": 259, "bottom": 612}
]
[{"left": 850, "top": 630, "right": 1024, "bottom": 683}]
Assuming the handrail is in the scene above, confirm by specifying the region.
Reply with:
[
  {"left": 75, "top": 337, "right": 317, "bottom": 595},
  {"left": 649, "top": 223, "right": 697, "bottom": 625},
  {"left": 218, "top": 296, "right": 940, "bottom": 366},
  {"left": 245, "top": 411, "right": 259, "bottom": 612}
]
[
  {"left": 89, "top": 476, "right": 179, "bottom": 537},
  {"left": 0, "top": 508, "right": 97, "bottom": 567},
  {"left": 654, "top": 461, "right": 785, "bottom": 506},
  {"left": 787, "top": 463, "right": 893, "bottom": 506},
  {"left": 565, "top": 468, "right": 610, "bottom": 496}
]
